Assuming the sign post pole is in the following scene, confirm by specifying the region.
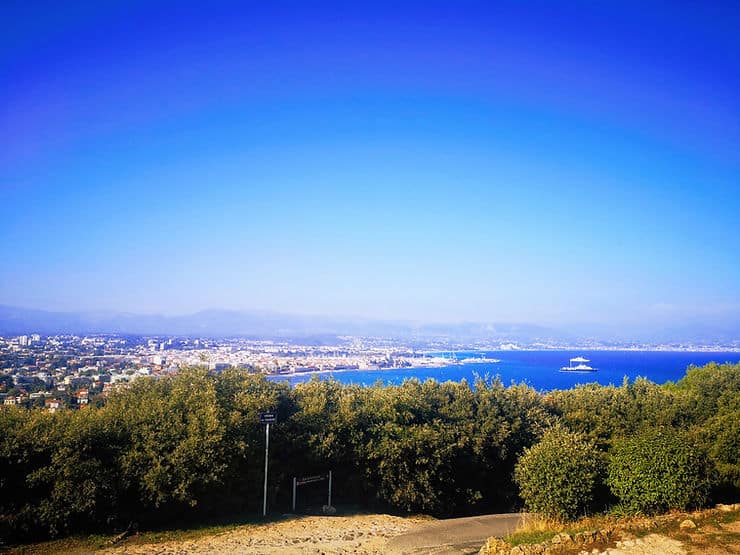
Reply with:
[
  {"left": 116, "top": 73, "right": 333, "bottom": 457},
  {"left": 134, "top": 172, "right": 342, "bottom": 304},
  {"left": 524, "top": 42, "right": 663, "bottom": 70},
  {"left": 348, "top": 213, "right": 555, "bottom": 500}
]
[
  {"left": 327, "top": 470, "right": 332, "bottom": 508},
  {"left": 292, "top": 477, "right": 297, "bottom": 513},
  {"left": 259, "top": 411, "right": 277, "bottom": 517},
  {"left": 262, "top": 421, "right": 270, "bottom": 517}
]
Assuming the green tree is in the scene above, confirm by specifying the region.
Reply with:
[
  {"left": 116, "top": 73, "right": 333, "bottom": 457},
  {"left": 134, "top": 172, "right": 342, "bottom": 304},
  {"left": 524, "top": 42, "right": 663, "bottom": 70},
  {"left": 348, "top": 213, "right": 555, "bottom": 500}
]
[
  {"left": 108, "top": 368, "right": 228, "bottom": 521},
  {"left": 671, "top": 362, "right": 740, "bottom": 423},
  {"left": 514, "top": 428, "right": 602, "bottom": 521},
  {"left": 607, "top": 427, "right": 712, "bottom": 514},
  {"left": 0, "top": 407, "right": 121, "bottom": 539},
  {"left": 545, "top": 378, "right": 690, "bottom": 449},
  {"left": 214, "top": 368, "right": 292, "bottom": 513},
  {"left": 24, "top": 410, "right": 121, "bottom": 536},
  {"left": 471, "top": 378, "right": 552, "bottom": 511}
]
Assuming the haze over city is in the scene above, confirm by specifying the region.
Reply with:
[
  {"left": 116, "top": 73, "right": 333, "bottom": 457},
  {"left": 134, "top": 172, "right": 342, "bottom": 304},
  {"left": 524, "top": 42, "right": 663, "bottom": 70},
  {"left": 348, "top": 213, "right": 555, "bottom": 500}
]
[{"left": 2, "top": 1, "right": 739, "bottom": 340}]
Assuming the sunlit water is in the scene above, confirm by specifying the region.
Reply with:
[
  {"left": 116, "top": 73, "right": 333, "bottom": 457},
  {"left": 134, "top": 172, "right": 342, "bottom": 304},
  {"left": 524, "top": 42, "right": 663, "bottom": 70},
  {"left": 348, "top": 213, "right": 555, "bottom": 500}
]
[{"left": 267, "top": 350, "right": 740, "bottom": 391}]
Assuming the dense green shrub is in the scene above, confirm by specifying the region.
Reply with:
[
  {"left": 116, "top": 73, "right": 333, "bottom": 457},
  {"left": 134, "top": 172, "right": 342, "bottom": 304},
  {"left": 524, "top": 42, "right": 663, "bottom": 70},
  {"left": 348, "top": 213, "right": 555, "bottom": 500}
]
[
  {"left": 0, "top": 362, "right": 736, "bottom": 542},
  {"left": 107, "top": 368, "right": 230, "bottom": 522},
  {"left": 673, "top": 362, "right": 740, "bottom": 423},
  {"left": 544, "top": 378, "right": 691, "bottom": 448},
  {"left": 0, "top": 408, "right": 122, "bottom": 538},
  {"left": 514, "top": 428, "right": 602, "bottom": 521},
  {"left": 698, "top": 395, "right": 740, "bottom": 496},
  {"left": 607, "top": 427, "right": 712, "bottom": 514}
]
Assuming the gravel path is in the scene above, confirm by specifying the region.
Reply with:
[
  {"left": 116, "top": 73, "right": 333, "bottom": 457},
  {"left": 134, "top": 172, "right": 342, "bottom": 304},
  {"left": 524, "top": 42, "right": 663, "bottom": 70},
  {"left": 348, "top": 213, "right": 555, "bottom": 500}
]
[{"left": 386, "top": 513, "right": 524, "bottom": 554}]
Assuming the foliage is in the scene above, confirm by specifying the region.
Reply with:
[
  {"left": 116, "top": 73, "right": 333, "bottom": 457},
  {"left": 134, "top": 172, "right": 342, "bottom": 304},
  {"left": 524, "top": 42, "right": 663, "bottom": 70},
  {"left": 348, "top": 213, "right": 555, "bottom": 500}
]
[
  {"left": 109, "top": 368, "right": 229, "bottom": 519},
  {"left": 0, "top": 362, "right": 737, "bottom": 542},
  {"left": 698, "top": 394, "right": 740, "bottom": 495},
  {"left": 0, "top": 407, "right": 121, "bottom": 538},
  {"left": 514, "top": 428, "right": 602, "bottom": 521},
  {"left": 607, "top": 427, "right": 712, "bottom": 514},
  {"left": 544, "top": 377, "right": 692, "bottom": 449},
  {"left": 672, "top": 362, "right": 740, "bottom": 422}
]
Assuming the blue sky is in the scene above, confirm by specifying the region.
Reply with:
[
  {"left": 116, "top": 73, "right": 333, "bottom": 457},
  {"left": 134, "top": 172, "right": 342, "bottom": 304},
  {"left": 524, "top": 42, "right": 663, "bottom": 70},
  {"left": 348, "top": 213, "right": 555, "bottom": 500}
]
[{"left": 1, "top": 1, "right": 739, "bottom": 331}]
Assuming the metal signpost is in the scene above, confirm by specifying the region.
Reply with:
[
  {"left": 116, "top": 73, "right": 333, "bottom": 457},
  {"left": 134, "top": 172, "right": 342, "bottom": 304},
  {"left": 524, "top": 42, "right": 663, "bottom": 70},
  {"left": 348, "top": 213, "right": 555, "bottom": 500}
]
[{"left": 259, "top": 412, "right": 277, "bottom": 517}]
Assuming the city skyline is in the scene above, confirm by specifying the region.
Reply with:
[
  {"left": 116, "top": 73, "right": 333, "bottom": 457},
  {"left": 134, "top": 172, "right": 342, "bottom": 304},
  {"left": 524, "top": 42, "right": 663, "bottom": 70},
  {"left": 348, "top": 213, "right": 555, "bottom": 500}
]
[{"left": 2, "top": 2, "right": 739, "bottom": 334}]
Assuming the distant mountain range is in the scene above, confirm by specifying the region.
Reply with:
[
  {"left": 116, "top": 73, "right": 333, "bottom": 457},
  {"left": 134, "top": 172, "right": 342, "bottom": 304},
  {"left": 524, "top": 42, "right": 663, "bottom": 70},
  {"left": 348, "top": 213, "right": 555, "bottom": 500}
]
[
  {"left": 0, "top": 305, "right": 571, "bottom": 343},
  {"left": 0, "top": 305, "right": 737, "bottom": 346}
]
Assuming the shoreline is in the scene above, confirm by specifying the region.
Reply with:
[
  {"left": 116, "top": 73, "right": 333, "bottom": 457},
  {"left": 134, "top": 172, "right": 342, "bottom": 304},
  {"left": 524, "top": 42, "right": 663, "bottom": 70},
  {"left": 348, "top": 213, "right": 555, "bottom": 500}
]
[
  {"left": 419, "top": 347, "right": 740, "bottom": 353},
  {"left": 266, "top": 349, "right": 740, "bottom": 380}
]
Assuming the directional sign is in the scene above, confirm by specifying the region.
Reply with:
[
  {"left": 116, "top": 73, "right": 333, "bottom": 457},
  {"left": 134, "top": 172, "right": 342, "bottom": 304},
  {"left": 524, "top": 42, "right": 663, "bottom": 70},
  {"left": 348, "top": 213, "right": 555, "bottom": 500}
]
[
  {"left": 292, "top": 470, "right": 333, "bottom": 513},
  {"left": 296, "top": 474, "right": 327, "bottom": 486},
  {"left": 259, "top": 412, "right": 277, "bottom": 424}
]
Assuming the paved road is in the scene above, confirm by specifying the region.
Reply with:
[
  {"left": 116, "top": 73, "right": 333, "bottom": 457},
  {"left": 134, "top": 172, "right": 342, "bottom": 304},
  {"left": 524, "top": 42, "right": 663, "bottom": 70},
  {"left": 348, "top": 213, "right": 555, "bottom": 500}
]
[{"left": 386, "top": 512, "right": 525, "bottom": 555}]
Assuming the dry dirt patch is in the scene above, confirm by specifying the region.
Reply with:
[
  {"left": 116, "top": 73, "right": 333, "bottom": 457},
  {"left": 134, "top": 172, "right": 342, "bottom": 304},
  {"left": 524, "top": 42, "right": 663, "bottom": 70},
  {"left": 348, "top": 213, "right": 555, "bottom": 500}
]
[
  {"left": 602, "top": 533, "right": 685, "bottom": 554},
  {"left": 97, "top": 514, "right": 429, "bottom": 555}
]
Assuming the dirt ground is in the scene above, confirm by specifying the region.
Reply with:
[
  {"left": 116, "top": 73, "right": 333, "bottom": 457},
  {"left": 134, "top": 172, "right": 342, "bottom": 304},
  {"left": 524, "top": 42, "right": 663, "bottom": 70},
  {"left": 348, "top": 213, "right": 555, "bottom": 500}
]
[
  {"left": 10, "top": 506, "right": 739, "bottom": 555},
  {"left": 97, "top": 513, "right": 739, "bottom": 555},
  {"left": 588, "top": 508, "right": 740, "bottom": 555},
  {"left": 681, "top": 518, "right": 740, "bottom": 555},
  {"left": 97, "top": 514, "right": 429, "bottom": 555},
  {"left": 601, "top": 534, "right": 686, "bottom": 555}
]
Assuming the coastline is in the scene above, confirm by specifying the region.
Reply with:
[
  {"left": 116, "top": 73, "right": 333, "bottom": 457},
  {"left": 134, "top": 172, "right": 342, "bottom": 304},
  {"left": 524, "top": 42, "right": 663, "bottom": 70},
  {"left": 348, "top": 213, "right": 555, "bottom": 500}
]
[
  {"left": 266, "top": 350, "right": 740, "bottom": 390},
  {"left": 420, "top": 347, "right": 740, "bottom": 353}
]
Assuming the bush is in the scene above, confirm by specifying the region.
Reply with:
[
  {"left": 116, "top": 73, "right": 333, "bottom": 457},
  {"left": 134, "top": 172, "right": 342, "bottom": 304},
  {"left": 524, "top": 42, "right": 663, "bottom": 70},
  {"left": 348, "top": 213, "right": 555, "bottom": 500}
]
[
  {"left": 109, "top": 368, "right": 229, "bottom": 519},
  {"left": 607, "top": 427, "right": 712, "bottom": 514},
  {"left": 0, "top": 362, "right": 734, "bottom": 542},
  {"left": 700, "top": 399, "right": 740, "bottom": 497},
  {"left": 514, "top": 428, "right": 602, "bottom": 521}
]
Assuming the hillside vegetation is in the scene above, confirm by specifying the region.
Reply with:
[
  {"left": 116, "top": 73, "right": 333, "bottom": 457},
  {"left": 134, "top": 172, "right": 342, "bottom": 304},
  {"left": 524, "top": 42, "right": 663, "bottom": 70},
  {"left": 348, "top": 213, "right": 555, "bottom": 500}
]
[{"left": 0, "top": 362, "right": 737, "bottom": 543}]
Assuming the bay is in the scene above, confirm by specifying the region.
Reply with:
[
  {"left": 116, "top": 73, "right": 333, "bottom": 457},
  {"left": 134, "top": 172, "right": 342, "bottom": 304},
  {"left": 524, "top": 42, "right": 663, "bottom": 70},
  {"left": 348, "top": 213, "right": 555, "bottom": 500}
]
[{"left": 267, "top": 350, "right": 740, "bottom": 391}]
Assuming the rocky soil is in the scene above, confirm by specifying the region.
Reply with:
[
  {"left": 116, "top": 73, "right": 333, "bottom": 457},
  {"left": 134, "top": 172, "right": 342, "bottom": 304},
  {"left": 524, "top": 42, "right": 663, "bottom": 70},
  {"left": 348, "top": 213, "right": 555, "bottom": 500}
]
[
  {"left": 97, "top": 514, "right": 429, "bottom": 555},
  {"left": 479, "top": 504, "right": 740, "bottom": 555}
]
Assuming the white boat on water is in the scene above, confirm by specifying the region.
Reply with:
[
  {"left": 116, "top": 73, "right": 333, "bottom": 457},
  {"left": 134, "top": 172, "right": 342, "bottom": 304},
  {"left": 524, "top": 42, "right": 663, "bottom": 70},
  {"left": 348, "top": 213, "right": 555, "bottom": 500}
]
[{"left": 560, "top": 356, "right": 597, "bottom": 372}]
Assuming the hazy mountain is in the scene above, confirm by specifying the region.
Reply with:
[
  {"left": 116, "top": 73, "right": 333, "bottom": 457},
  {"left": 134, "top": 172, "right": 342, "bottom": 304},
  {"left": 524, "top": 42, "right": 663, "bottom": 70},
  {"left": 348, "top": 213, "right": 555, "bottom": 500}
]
[
  {"left": 0, "top": 305, "right": 571, "bottom": 342},
  {"left": 0, "top": 305, "right": 736, "bottom": 345}
]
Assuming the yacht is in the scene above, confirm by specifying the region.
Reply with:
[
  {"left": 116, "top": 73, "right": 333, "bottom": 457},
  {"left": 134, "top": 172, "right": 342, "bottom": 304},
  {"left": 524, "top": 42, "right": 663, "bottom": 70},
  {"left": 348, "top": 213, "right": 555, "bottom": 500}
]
[
  {"left": 459, "top": 357, "right": 502, "bottom": 364},
  {"left": 560, "top": 356, "right": 597, "bottom": 372}
]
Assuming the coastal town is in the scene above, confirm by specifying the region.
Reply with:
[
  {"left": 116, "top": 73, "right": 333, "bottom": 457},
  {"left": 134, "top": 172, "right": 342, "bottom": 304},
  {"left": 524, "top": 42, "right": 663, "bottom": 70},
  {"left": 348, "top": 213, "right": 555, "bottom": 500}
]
[
  {"left": 0, "top": 333, "right": 475, "bottom": 410},
  {"left": 1, "top": 332, "right": 737, "bottom": 412}
]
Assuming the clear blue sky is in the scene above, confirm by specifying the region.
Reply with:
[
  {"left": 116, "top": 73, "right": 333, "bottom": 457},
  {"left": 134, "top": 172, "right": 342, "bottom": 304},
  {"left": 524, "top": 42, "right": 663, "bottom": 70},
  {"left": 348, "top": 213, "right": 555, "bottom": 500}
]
[{"left": 1, "top": 1, "right": 739, "bottom": 331}]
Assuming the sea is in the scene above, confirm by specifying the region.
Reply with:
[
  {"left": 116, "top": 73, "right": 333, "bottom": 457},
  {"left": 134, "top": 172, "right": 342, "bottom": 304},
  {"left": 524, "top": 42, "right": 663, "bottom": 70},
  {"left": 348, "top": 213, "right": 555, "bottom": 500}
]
[{"left": 267, "top": 350, "right": 740, "bottom": 392}]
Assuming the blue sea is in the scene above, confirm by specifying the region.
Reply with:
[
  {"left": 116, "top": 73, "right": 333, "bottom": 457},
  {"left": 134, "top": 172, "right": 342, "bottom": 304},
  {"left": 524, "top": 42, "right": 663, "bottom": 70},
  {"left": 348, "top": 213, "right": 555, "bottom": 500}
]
[{"left": 268, "top": 350, "right": 740, "bottom": 391}]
